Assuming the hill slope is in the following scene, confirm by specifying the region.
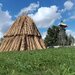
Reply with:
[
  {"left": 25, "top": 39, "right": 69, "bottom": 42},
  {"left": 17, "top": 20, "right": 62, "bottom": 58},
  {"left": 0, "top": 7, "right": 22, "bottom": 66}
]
[{"left": 0, "top": 47, "right": 75, "bottom": 75}]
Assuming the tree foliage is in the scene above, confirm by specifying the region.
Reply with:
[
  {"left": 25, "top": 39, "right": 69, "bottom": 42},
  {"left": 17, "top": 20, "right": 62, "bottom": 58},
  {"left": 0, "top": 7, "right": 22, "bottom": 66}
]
[
  {"left": 44, "top": 25, "right": 59, "bottom": 47},
  {"left": 44, "top": 25, "right": 75, "bottom": 47}
]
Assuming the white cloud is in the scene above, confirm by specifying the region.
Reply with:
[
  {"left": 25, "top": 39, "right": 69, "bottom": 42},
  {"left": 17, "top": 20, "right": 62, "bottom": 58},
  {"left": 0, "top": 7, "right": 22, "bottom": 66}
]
[
  {"left": 66, "top": 30, "right": 75, "bottom": 38},
  {"left": 29, "top": 5, "right": 61, "bottom": 28},
  {"left": 70, "top": 15, "right": 75, "bottom": 19},
  {"left": 42, "top": 32, "right": 47, "bottom": 39},
  {"left": 59, "top": 0, "right": 74, "bottom": 13},
  {"left": 17, "top": 2, "right": 39, "bottom": 16},
  {"left": 0, "top": 3, "right": 13, "bottom": 38},
  {"left": 64, "top": 0, "right": 74, "bottom": 10},
  {"left": 63, "top": 14, "right": 75, "bottom": 22},
  {"left": 0, "top": 32, "right": 3, "bottom": 38},
  {"left": 62, "top": 0, "right": 75, "bottom": 22}
]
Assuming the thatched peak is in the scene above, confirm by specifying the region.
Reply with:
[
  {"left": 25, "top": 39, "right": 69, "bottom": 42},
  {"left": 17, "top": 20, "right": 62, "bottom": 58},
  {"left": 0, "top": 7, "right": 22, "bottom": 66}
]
[{"left": 4, "top": 15, "right": 41, "bottom": 37}]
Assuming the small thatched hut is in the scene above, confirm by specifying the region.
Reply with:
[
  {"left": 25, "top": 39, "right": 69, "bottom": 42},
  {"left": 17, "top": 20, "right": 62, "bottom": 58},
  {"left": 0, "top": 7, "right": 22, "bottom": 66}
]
[{"left": 0, "top": 16, "right": 46, "bottom": 52}]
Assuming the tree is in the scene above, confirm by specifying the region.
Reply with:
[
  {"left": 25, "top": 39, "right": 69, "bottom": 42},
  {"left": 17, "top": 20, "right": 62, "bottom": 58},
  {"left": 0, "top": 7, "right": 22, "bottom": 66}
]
[
  {"left": 68, "top": 35, "right": 75, "bottom": 46},
  {"left": 44, "top": 25, "right": 59, "bottom": 47},
  {"left": 44, "top": 25, "right": 75, "bottom": 47}
]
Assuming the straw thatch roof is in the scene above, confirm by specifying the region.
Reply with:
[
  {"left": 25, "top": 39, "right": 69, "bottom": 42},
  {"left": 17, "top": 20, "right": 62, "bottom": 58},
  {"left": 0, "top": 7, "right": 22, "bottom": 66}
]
[{"left": 0, "top": 16, "right": 46, "bottom": 52}]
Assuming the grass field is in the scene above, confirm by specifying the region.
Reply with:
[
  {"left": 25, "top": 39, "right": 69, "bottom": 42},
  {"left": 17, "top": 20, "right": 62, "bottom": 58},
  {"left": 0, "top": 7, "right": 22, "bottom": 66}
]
[{"left": 0, "top": 47, "right": 75, "bottom": 75}]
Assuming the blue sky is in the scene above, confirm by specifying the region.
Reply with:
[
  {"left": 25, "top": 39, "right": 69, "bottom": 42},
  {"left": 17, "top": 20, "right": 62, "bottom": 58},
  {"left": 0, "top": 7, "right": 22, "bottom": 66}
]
[{"left": 0, "top": 0, "right": 75, "bottom": 38}]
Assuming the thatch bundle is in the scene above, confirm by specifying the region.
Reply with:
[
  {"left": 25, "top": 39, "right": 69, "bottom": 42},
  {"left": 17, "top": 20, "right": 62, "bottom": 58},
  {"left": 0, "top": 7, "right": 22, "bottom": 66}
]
[{"left": 0, "top": 16, "right": 46, "bottom": 51}]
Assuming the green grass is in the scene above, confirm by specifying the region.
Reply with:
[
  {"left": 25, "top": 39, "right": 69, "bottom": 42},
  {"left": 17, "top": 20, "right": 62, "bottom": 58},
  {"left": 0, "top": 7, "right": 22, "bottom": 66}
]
[{"left": 0, "top": 47, "right": 75, "bottom": 75}]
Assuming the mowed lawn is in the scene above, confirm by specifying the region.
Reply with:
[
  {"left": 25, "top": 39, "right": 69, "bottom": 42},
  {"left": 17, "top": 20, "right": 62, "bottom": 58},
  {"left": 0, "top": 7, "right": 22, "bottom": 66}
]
[{"left": 0, "top": 47, "right": 75, "bottom": 75}]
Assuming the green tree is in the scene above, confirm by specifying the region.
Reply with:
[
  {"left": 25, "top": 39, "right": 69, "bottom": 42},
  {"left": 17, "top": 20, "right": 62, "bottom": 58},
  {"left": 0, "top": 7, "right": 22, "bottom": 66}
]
[
  {"left": 44, "top": 25, "right": 59, "bottom": 47},
  {"left": 68, "top": 35, "right": 75, "bottom": 46}
]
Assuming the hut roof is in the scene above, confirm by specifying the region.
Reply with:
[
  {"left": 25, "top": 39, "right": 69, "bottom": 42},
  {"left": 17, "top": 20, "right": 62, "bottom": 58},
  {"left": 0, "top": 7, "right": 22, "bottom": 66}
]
[
  {"left": 4, "top": 16, "right": 41, "bottom": 37},
  {"left": 0, "top": 15, "right": 46, "bottom": 52}
]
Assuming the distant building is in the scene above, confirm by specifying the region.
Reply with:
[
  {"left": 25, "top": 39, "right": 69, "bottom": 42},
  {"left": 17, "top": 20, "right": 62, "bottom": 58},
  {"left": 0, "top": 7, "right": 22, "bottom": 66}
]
[{"left": 58, "top": 21, "right": 67, "bottom": 46}]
